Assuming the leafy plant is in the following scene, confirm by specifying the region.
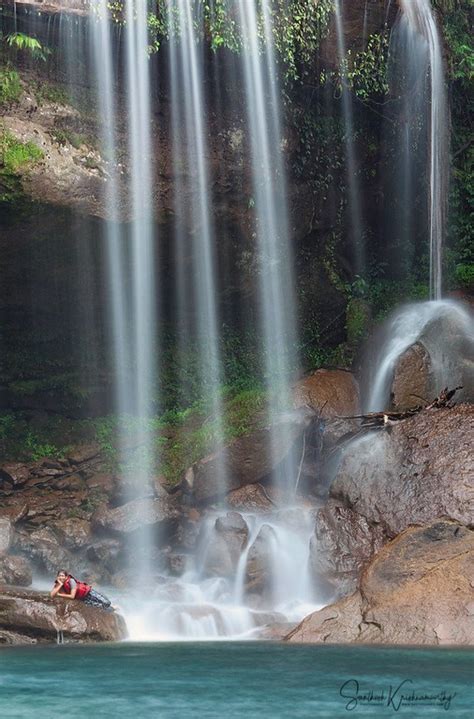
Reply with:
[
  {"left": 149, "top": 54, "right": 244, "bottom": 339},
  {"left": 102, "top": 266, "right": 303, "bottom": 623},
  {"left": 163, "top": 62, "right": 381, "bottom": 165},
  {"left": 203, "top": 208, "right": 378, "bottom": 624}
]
[
  {"left": 0, "top": 67, "right": 21, "bottom": 105},
  {"left": 3, "top": 32, "right": 49, "bottom": 61}
]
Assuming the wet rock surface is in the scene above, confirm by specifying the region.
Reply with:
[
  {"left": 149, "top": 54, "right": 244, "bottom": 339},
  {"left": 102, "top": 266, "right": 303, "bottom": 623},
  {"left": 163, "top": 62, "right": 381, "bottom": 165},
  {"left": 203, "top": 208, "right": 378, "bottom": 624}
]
[
  {"left": 314, "top": 404, "right": 474, "bottom": 596},
  {"left": 391, "top": 342, "right": 433, "bottom": 410},
  {"left": 201, "top": 512, "right": 249, "bottom": 578},
  {"left": 287, "top": 521, "right": 474, "bottom": 645},
  {"left": 0, "top": 587, "right": 127, "bottom": 645},
  {"left": 293, "top": 369, "right": 360, "bottom": 418},
  {"left": 331, "top": 405, "right": 474, "bottom": 533},
  {"left": 188, "top": 421, "right": 305, "bottom": 504}
]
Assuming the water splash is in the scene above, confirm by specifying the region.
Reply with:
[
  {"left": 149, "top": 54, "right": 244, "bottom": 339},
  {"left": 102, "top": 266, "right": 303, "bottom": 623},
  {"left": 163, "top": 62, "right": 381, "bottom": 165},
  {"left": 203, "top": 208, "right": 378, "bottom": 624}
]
[
  {"left": 122, "top": 509, "right": 321, "bottom": 640},
  {"left": 365, "top": 300, "right": 474, "bottom": 412}
]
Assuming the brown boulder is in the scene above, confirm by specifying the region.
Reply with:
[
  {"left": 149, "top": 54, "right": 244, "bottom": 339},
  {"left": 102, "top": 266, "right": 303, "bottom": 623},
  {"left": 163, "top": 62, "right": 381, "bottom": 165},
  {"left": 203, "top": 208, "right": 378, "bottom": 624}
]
[
  {"left": 314, "top": 405, "right": 474, "bottom": 596},
  {"left": 189, "top": 421, "right": 304, "bottom": 504},
  {"left": 0, "top": 463, "right": 30, "bottom": 488},
  {"left": 15, "top": 528, "right": 72, "bottom": 573},
  {"left": 0, "top": 588, "right": 127, "bottom": 644},
  {"left": 0, "top": 555, "right": 32, "bottom": 586},
  {"left": 391, "top": 342, "right": 433, "bottom": 410},
  {"left": 311, "top": 500, "right": 386, "bottom": 597},
  {"left": 330, "top": 405, "right": 474, "bottom": 536},
  {"left": 0, "top": 500, "right": 29, "bottom": 523},
  {"left": 293, "top": 369, "right": 360, "bottom": 418},
  {"left": 287, "top": 521, "right": 474, "bottom": 645},
  {"left": 226, "top": 483, "right": 275, "bottom": 513}
]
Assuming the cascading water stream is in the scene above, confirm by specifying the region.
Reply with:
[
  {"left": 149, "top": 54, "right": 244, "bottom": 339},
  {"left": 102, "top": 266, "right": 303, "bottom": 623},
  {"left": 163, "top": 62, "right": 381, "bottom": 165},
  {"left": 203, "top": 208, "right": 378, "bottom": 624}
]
[
  {"left": 235, "top": 0, "right": 298, "bottom": 483},
  {"left": 90, "top": 0, "right": 158, "bottom": 579},
  {"left": 398, "top": 0, "right": 448, "bottom": 300},
  {"left": 167, "top": 0, "right": 227, "bottom": 477},
  {"left": 365, "top": 300, "right": 474, "bottom": 412},
  {"left": 365, "top": 1, "right": 454, "bottom": 413},
  {"left": 122, "top": 508, "right": 322, "bottom": 640},
  {"left": 333, "top": 0, "right": 365, "bottom": 276}
]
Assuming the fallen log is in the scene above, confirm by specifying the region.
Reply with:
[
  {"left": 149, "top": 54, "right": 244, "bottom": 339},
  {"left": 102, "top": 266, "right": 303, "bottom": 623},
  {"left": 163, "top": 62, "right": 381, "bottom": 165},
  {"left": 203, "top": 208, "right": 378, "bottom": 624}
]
[{"left": 337, "top": 386, "right": 463, "bottom": 430}]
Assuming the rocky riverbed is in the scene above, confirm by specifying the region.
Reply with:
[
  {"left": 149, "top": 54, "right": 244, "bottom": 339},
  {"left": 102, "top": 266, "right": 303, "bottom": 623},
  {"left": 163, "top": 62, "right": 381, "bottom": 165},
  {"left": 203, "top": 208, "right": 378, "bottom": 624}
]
[{"left": 0, "top": 366, "right": 473, "bottom": 645}]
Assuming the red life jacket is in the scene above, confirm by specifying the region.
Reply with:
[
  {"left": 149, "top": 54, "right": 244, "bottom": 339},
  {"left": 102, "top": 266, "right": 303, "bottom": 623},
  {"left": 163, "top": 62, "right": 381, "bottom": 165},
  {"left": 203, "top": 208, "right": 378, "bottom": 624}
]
[{"left": 63, "top": 575, "right": 91, "bottom": 600}]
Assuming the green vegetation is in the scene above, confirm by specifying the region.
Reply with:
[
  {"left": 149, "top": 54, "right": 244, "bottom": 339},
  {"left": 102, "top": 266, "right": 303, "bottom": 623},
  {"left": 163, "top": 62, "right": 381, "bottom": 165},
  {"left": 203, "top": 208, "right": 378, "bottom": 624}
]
[
  {"left": 33, "top": 82, "right": 70, "bottom": 106},
  {"left": 432, "top": 2, "right": 473, "bottom": 291},
  {"left": 3, "top": 32, "right": 49, "bottom": 60},
  {"left": 0, "top": 66, "right": 21, "bottom": 105},
  {"left": 0, "top": 129, "right": 43, "bottom": 173},
  {"left": 322, "top": 32, "right": 390, "bottom": 100},
  {"left": 0, "top": 129, "right": 43, "bottom": 203}
]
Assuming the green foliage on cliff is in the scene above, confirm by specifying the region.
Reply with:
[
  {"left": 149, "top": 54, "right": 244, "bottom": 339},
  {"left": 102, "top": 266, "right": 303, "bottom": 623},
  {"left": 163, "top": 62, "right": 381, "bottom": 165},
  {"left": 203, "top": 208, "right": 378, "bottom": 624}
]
[
  {"left": 3, "top": 32, "right": 49, "bottom": 61},
  {"left": 0, "top": 67, "right": 21, "bottom": 105},
  {"left": 0, "top": 130, "right": 43, "bottom": 203},
  {"left": 437, "top": 1, "right": 473, "bottom": 289},
  {"left": 324, "top": 32, "right": 390, "bottom": 100}
]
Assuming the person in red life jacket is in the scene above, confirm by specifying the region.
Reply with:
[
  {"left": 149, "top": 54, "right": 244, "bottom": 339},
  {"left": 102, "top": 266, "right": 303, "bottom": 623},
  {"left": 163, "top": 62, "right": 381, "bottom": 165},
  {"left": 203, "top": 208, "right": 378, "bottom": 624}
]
[{"left": 50, "top": 569, "right": 113, "bottom": 611}]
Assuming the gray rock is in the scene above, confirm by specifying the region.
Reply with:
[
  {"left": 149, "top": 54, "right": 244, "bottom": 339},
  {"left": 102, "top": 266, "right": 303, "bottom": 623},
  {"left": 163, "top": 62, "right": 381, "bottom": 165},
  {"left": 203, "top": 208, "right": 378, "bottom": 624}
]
[
  {"left": 0, "top": 555, "right": 33, "bottom": 586},
  {"left": 55, "top": 518, "right": 92, "bottom": 550},
  {"left": 0, "top": 519, "right": 13, "bottom": 556},
  {"left": 245, "top": 524, "right": 277, "bottom": 597},
  {"left": 93, "top": 496, "right": 180, "bottom": 534}
]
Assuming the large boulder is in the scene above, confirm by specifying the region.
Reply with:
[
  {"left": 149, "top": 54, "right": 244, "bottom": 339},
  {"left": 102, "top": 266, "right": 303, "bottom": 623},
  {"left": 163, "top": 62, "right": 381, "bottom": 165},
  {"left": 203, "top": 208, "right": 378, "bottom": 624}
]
[
  {"left": 14, "top": 527, "right": 72, "bottom": 573},
  {"left": 0, "top": 556, "right": 32, "bottom": 586},
  {"left": 287, "top": 521, "right": 474, "bottom": 645},
  {"left": 93, "top": 496, "right": 180, "bottom": 534},
  {"left": 201, "top": 512, "right": 249, "bottom": 578},
  {"left": 310, "top": 500, "right": 386, "bottom": 598},
  {"left": 188, "top": 421, "right": 305, "bottom": 504},
  {"left": 226, "top": 483, "right": 275, "bottom": 513},
  {"left": 314, "top": 405, "right": 473, "bottom": 596},
  {"left": 0, "top": 588, "right": 127, "bottom": 644},
  {"left": 55, "top": 518, "right": 93, "bottom": 550},
  {"left": 330, "top": 405, "right": 474, "bottom": 535},
  {"left": 293, "top": 369, "right": 360, "bottom": 418},
  {"left": 391, "top": 342, "right": 433, "bottom": 410},
  {"left": 245, "top": 524, "right": 277, "bottom": 599}
]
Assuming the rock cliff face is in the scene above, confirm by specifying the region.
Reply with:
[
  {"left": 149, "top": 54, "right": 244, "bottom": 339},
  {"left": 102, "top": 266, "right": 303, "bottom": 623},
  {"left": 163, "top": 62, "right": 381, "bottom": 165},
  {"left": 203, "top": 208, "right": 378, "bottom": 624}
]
[
  {"left": 314, "top": 404, "right": 474, "bottom": 597},
  {"left": 0, "top": 587, "right": 127, "bottom": 644},
  {"left": 287, "top": 521, "right": 474, "bottom": 645}
]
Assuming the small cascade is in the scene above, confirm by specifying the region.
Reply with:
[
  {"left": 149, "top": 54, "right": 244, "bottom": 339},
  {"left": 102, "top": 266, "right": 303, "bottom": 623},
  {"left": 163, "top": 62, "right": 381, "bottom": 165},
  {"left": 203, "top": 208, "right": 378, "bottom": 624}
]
[
  {"left": 365, "top": 300, "right": 474, "bottom": 412},
  {"left": 122, "top": 509, "right": 321, "bottom": 641},
  {"left": 397, "top": 0, "right": 449, "bottom": 299},
  {"left": 334, "top": 0, "right": 365, "bottom": 275}
]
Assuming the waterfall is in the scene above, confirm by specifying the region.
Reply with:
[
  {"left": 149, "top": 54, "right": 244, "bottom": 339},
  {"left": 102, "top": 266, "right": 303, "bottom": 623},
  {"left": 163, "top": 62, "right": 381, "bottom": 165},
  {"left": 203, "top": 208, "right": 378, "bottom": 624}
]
[
  {"left": 365, "top": 300, "right": 474, "bottom": 412},
  {"left": 122, "top": 508, "right": 321, "bottom": 640},
  {"left": 333, "top": 0, "right": 365, "bottom": 276},
  {"left": 398, "top": 0, "right": 449, "bottom": 299},
  {"left": 91, "top": 0, "right": 158, "bottom": 578},
  {"left": 167, "top": 0, "right": 227, "bottom": 482},
  {"left": 234, "top": 0, "right": 298, "bottom": 484}
]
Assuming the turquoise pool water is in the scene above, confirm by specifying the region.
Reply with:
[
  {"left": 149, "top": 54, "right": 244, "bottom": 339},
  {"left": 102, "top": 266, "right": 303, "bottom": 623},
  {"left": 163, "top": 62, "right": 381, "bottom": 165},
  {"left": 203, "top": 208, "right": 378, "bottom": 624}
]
[{"left": 0, "top": 643, "right": 472, "bottom": 718}]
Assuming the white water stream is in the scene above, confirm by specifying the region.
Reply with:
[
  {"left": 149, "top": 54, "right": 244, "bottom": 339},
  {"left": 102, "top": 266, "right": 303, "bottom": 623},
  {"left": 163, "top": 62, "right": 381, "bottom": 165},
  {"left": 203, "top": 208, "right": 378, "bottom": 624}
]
[{"left": 122, "top": 508, "right": 321, "bottom": 640}]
